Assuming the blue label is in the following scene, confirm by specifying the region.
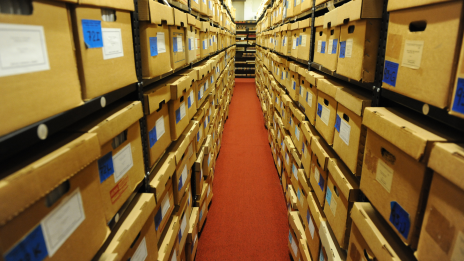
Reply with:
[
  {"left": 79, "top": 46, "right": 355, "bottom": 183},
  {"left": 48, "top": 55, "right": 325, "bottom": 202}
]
[
  {"left": 286, "top": 72, "right": 288, "bottom": 78},
  {"left": 293, "top": 81, "right": 296, "bottom": 90},
  {"left": 335, "top": 114, "right": 341, "bottom": 132},
  {"left": 383, "top": 60, "right": 399, "bottom": 87},
  {"left": 178, "top": 230, "right": 182, "bottom": 243},
  {"left": 4, "top": 225, "right": 48, "bottom": 261},
  {"left": 81, "top": 19, "right": 103, "bottom": 48},
  {"left": 299, "top": 35, "right": 302, "bottom": 46},
  {"left": 178, "top": 176, "right": 183, "bottom": 191},
  {"left": 319, "top": 250, "right": 325, "bottom": 261},
  {"left": 283, "top": 38, "right": 285, "bottom": 45},
  {"left": 149, "top": 37, "right": 158, "bottom": 56},
  {"left": 390, "top": 201, "right": 410, "bottom": 239},
  {"left": 173, "top": 37, "right": 178, "bottom": 52},
  {"left": 452, "top": 78, "right": 464, "bottom": 114},
  {"left": 317, "top": 103, "right": 322, "bottom": 118},
  {"left": 297, "top": 188, "right": 301, "bottom": 200},
  {"left": 154, "top": 208, "right": 162, "bottom": 230},
  {"left": 209, "top": 39, "right": 212, "bottom": 46},
  {"left": 332, "top": 39, "right": 338, "bottom": 54},
  {"left": 281, "top": 72, "right": 284, "bottom": 80},
  {"left": 148, "top": 125, "right": 158, "bottom": 148},
  {"left": 339, "top": 41, "right": 346, "bottom": 58},
  {"left": 302, "top": 142, "right": 305, "bottom": 154},
  {"left": 188, "top": 38, "right": 192, "bottom": 51},
  {"left": 289, "top": 231, "right": 292, "bottom": 242},
  {"left": 294, "top": 0, "right": 297, "bottom": 7},
  {"left": 188, "top": 95, "right": 192, "bottom": 108},
  {"left": 296, "top": 37, "right": 299, "bottom": 47},
  {"left": 306, "top": 209, "right": 310, "bottom": 225},
  {"left": 200, "top": 210, "right": 203, "bottom": 221},
  {"left": 203, "top": 41, "right": 206, "bottom": 50},
  {"left": 198, "top": 91, "right": 201, "bottom": 101},
  {"left": 197, "top": 132, "right": 200, "bottom": 142},
  {"left": 318, "top": 173, "right": 325, "bottom": 191},
  {"left": 98, "top": 152, "right": 114, "bottom": 183},
  {"left": 321, "top": 41, "right": 326, "bottom": 54},
  {"left": 306, "top": 92, "right": 309, "bottom": 103},
  {"left": 176, "top": 108, "right": 181, "bottom": 124},
  {"left": 326, "top": 187, "right": 332, "bottom": 206}
]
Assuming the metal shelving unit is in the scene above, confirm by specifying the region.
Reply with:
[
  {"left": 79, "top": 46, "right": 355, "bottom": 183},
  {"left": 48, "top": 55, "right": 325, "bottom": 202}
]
[{"left": 235, "top": 22, "right": 256, "bottom": 78}]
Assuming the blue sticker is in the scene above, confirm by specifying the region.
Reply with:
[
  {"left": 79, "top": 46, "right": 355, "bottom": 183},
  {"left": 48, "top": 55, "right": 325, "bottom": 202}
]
[
  {"left": 335, "top": 114, "right": 341, "bottom": 132},
  {"left": 296, "top": 37, "right": 299, "bottom": 47},
  {"left": 319, "top": 250, "right": 325, "bottom": 261},
  {"left": 188, "top": 95, "right": 192, "bottom": 108},
  {"left": 178, "top": 231, "right": 182, "bottom": 243},
  {"left": 383, "top": 60, "right": 399, "bottom": 87},
  {"left": 297, "top": 188, "right": 301, "bottom": 200},
  {"left": 81, "top": 19, "right": 103, "bottom": 48},
  {"left": 198, "top": 91, "right": 201, "bottom": 101},
  {"left": 390, "top": 201, "right": 410, "bottom": 239},
  {"left": 326, "top": 187, "right": 332, "bottom": 206},
  {"left": 173, "top": 37, "right": 178, "bottom": 52},
  {"left": 148, "top": 125, "right": 158, "bottom": 148},
  {"left": 452, "top": 78, "right": 464, "bottom": 114},
  {"left": 306, "top": 92, "right": 309, "bottom": 103},
  {"left": 98, "top": 152, "right": 114, "bottom": 183},
  {"left": 306, "top": 209, "right": 310, "bottom": 225},
  {"left": 321, "top": 41, "right": 326, "bottom": 54},
  {"left": 299, "top": 35, "right": 302, "bottom": 46},
  {"left": 200, "top": 210, "right": 203, "bottom": 221},
  {"left": 318, "top": 174, "right": 325, "bottom": 191},
  {"left": 317, "top": 103, "right": 322, "bottom": 118},
  {"left": 197, "top": 132, "right": 200, "bottom": 142},
  {"left": 4, "top": 225, "right": 48, "bottom": 261},
  {"left": 294, "top": 0, "right": 297, "bottom": 7},
  {"left": 178, "top": 176, "right": 183, "bottom": 191},
  {"left": 283, "top": 37, "right": 285, "bottom": 46},
  {"left": 302, "top": 142, "right": 305, "bottom": 154},
  {"left": 149, "top": 37, "right": 158, "bottom": 56},
  {"left": 188, "top": 38, "right": 192, "bottom": 51},
  {"left": 176, "top": 108, "right": 181, "bottom": 124},
  {"left": 289, "top": 231, "right": 292, "bottom": 242},
  {"left": 339, "top": 41, "right": 346, "bottom": 58},
  {"left": 203, "top": 41, "right": 206, "bottom": 50},
  {"left": 332, "top": 39, "right": 338, "bottom": 54},
  {"left": 154, "top": 208, "right": 162, "bottom": 230},
  {"left": 209, "top": 39, "right": 212, "bottom": 46},
  {"left": 293, "top": 81, "right": 296, "bottom": 90},
  {"left": 281, "top": 72, "right": 284, "bottom": 80}
]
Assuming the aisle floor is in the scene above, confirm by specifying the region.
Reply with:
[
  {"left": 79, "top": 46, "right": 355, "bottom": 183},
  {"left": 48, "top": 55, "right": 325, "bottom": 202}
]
[{"left": 195, "top": 79, "right": 290, "bottom": 260}]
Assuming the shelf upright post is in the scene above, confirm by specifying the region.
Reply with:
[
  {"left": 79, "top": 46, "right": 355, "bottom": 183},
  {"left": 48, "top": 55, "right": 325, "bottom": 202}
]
[
  {"left": 308, "top": 0, "right": 316, "bottom": 71},
  {"left": 373, "top": 0, "right": 389, "bottom": 107}
]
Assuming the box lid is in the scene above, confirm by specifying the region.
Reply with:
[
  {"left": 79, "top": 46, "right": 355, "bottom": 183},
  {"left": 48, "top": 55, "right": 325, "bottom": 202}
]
[
  {"left": 351, "top": 203, "right": 417, "bottom": 261},
  {"left": 173, "top": 8, "right": 187, "bottom": 27},
  {"left": 178, "top": 69, "right": 198, "bottom": 82},
  {"left": 282, "top": 94, "right": 292, "bottom": 106},
  {"left": 79, "top": 0, "right": 134, "bottom": 11},
  {"left": 317, "top": 79, "right": 345, "bottom": 98},
  {"left": 285, "top": 136, "right": 296, "bottom": 151},
  {"left": 319, "top": 221, "right": 347, "bottom": 261},
  {"left": 335, "top": 87, "right": 371, "bottom": 117},
  {"left": 298, "top": 169, "right": 312, "bottom": 194},
  {"left": 0, "top": 133, "right": 100, "bottom": 225},
  {"left": 327, "top": 158, "right": 359, "bottom": 202},
  {"left": 167, "top": 75, "right": 194, "bottom": 100},
  {"left": 328, "top": 0, "right": 383, "bottom": 27},
  {"left": 308, "top": 191, "right": 326, "bottom": 229},
  {"left": 149, "top": 153, "right": 176, "bottom": 202},
  {"left": 291, "top": 22, "right": 299, "bottom": 30},
  {"left": 428, "top": 143, "right": 464, "bottom": 191},
  {"left": 201, "top": 21, "right": 210, "bottom": 32},
  {"left": 301, "top": 121, "right": 318, "bottom": 143},
  {"left": 187, "top": 14, "right": 197, "bottom": 26},
  {"left": 290, "top": 104, "right": 305, "bottom": 123},
  {"left": 144, "top": 82, "right": 172, "bottom": 115},
  {"left": 289, "top": 211, "right": 307, "bottom": 241},
  {"left": 299, "top": 17, "right": 311, "bottom": 29},
  {"left": 314, "top": 16, "right": 324, "bottom": 27},
  {"left": 387, "top": 0, "right": 452, "bottom": 12},
  {"left": 281, "top": 24, "right": 289, "bottom": 31},
  {"left": 311, "top": 136, "right": 337, "bottom": 171},
  {"left": 363, "top": 107, "right": 460, "bottom": 162},
  {"left": 144, "top": 0, "right": 174, "bottom": 25},
  {"left": 158, "top": 215, "right": 180, "bottom": 261}
]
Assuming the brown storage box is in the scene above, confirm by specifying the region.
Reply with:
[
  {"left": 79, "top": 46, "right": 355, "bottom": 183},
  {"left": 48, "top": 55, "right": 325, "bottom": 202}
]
[
  {"left": 305, "top": 191, "right": 326, "bottom": 260},
  {"left": 417, "top": 143, "right": 464, "bottom": 261},
  {"left": 186, "top": 207, "right": 199, "bottom": 261},
  {"left": 382, "top": 1, "right": 463, "bottom": 108},
  {"left": 186, "top": 15, "right": 201, "bottom": 64},
  {"left": 157, "top": 213, "right": 180, "bottom": 261},
  {"left": 0, "top": 0, "right": 82, "bottom": 137},
  {"left": 299, "top": 69, "right": 324, "bottom": 125},
  {"left": 348, "top": 203, "right": 416, "bottom": 261},
  {"left": 297, "top": 18, "right": 312, "bottom": 60},
  {"left": 319, "top": 221, "right": 347, "bottom": 261},
  {"left": 324, "top": 158, "right": 360, "bottom": 249},
  {"left": 282, "top": 24, "right": 292, "bottom": 56},
  {"left": 139, "top": 1, "right": 174, "bottom": 79},
  {"left": 333, "top": 87, "right": 371, "bottom": 176},
  {"left": 313, "top": 16, "right": 325, "bottom": 66},
  {"left": 0, "top": 133, "right": 107, "bottom": 261},
  {"left": 69, "top": 101, "right": 144, "bottom": 222},
  {"left": 175, "top": 185, "right": 192, "bottom": 253},
  {"left": 290, "top": 22, "right": 299, "bottom": 59},
  {"left": 167, "top": 77, "right": 192, "bottom": 141},
  {"left": 72, "top": 3, "right": 137, "bottom": 100},
  {"left": 200, "top": 22, "right": 210, "bottom": 58},
  {"left": 360, "top": 107, "right": 461, "bottom": 248},
  {"left": 169, "top": 9, "right": 187, "bottom": 70},
  {"left": 96, "top": 194, "right": 158, "bottom": 261},
  {"left": 288, "top": 63, "right": 300, "bottom": 101},
  {"left": 315, "top": 79, "right": 345, "bottom": 145},
  {"left": 301, "top": 122, "right": 317, "bottom": 178}
]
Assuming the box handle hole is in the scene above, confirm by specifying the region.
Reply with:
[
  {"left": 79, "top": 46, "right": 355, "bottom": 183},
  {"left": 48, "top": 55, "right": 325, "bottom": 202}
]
[
  {"left": 348, "top": 25, "right": 355, "bottom": 34},
  {"left": 343, "top": 113, "right": 349, "bottom": 122},
  {"left": 45, "top": 180, "right": 70, "bottom": 207},
  {"left": 330, "top": 29, "right": 334, "bottom": 36},
  {"left": 0, "top": 0, "right": 33, "bottom": 15},
  {"left": 409, "top": 21, "right": 427, "bottom": 32},
  {"left": 324, "top": 99, "right": 329, "bottom": 106},
  {"left": 101, "top": 8, "right": 117, "bottom": 22},
  {"left": 381, "top": 147, "right": 396, "bottom": 165}
]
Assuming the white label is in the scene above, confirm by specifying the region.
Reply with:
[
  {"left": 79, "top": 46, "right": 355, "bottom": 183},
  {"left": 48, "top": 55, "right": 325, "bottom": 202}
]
[
  {"left": 292, "top": 164, "right": 298, "bottom": 180},
  {"left": 161, "top": 193, "right": 171, "bottom": 218},
  {"left": 157, "top": 32, "right": 166, "bottom": 53},
  {"left": 301, "top": 35, "right": 307, "bottom": 47},
  {"left": 181, "top": 164, "right": 188, "bottom": 188},
  {"left": 292, "top": 39, "right": 296, "bottom": 49},
  {"left": 180, "top": 214, "right": 187, "bottom": 238},
  {"left": 339, "top": 120, "right": 351, "bottom": 146},
  {"left": 314, "top": 166, "right": 320, "bottom": 183},
  {"left": 200, "top": 86, "right": 204, "bottom": 98},
  {"left": 451, "top": 231, "right": 464, "bottom": 261},
  {"left": 402, "top": 40, "right": 424, "bottom": 70},
  {"left": 189, "top": 91, "right": 194, "bottom": 106},
  {"left": 132, "top": 237, "right": 148, "bottom": 261},
  {"left": 307, "top": 91, "right": 313, "bottom": 106},
  {"left": 195, "top": 38, "right": 199, "bottom": 50},
  {"left": 291, "top": 235, "right": 298, "bottom": 255},
  {"left": 171, "top": 250, "right": 177, "bottom": 261},
  {"left": 283, "top": 36, "right": 287, "bottom": 46},
  {"left": 345, "top": 38, "right": 353, "bottom": 58},
  {"left": 320, "top": 105, "right": 330, "bottom": 126},
  {"left": 328, "top": 39, "right": 333, "bottom": 54},
  {"left": 317, "top": 40, "right": 322, "bottom": 53},
  {"left": 180, "top": 102, "right": 186, "bottom": 120},
  {"left": 207, "top": 185, "right": 211, "bottom": 197},
  {"left": 295, "top": 126, "right": 300, "bottom": 141},
  {"left": 285, "top": 152, "right": 289, "bottom": 165},
  {"left": 376, "top": 159, "right": 394, "bottom": 193},
  {"left": 188, "top": 143, "right": 193, "bottom": 159},
  {"left": 177, "top": 36, "right": 183, "bottom": 52},
  {"left": 156, "top": 117, "right": 166, "bottom": 140},
  {"left": 0, "top": 23, "right": 50, "bottom": 77},
  {"left": 41, "top": 189, "right": 85, "bottom": 257},
  {"left": 308, "top": 215, "right": 315, "bottom": 239},
  {"left": 102, "top": 28, "right": 124, "bottom": 60},
  {"left": 113, "top": 143, "right": 134, "bottom": 183}
]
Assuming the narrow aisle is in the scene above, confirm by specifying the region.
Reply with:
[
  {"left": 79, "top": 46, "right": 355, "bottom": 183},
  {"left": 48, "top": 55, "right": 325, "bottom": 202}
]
[{"left": 196, "top": 79, "right": 290, "bottom": 261}]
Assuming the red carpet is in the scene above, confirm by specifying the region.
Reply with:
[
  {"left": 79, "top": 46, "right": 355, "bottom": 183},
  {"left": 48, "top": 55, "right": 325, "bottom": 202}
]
[{"left": 195, "top": 79, "right": 290, "bottom": 261}]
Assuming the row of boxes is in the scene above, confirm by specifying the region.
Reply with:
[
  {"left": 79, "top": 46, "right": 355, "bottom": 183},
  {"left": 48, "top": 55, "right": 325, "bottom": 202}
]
[
  {"left": 188, "top": 0, "right": 235, "bottom": 31},
  {"left": 256, "top": 40, "right": 464, "bottom": 261},
  {"left": 0, "top": 49, "right": 235, "bottom": 261}
]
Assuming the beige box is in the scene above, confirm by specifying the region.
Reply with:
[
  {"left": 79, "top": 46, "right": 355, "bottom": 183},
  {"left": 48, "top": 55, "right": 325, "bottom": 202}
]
[
  {"left": 417, "top": 143, "right": 464, "bottom": 261},
  {"left": 361, "top": 107, "right": 461, "bottom": 248},
  {"left": 186, "top": 15, "right": 201, "bottom": 63},
  {"left": 200, "top": 22, "right": 210, "bottom": 58},
  {"left": 301, "top": 122, "right": 318, "bottom": 178},
  {"left": 289, "top": 103, "right": 306, "bottom": 153},
  {"left": 72, "top": 2, "right": 137, "bottom": 100},
  {"left": 167, "top": 76, "right": 193, "bottom": 141},
  {"left": 175, "top": 184, "right": 192, "bottom": 252},
  {"left": 298, "top": 69, "right": 324, "bottom": 125},
  {"left": 186, "top": 207, "right": 199, "bottom": 261},
  {"left": 315, "top": 79, "right": 345, "bottom": 145},
  {"left": 382, "top": 1, "right": 463, "bottom": 108},
  {"left": 297, "top": 18, "right": 312, "bottom": 61},
  {"left": 333, "top": 87, "right": 371, "bottom": 175},
  {"left": 305, "top": 191, "right": 326, "bottom": 260},
  {"left": 313, "top": 16, "right": 325, "bottom": 66},
  {"left": 290, "top": 22, "right": 300, "bottom": 59},
  {"left": 288, "top": 62, "right": 300, "bottom": 101},
  {"left": 169, "top": 9, "right": 187, "bottom": 70},
  {"left": 0, "top": 0, "right": 82, "bottom": 136},
  {"left": 200, "top": 0, "right": 208, "bottom": 15}
]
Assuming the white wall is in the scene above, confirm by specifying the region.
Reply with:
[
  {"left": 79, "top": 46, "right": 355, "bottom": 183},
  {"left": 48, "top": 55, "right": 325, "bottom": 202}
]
[
  {"left": 232, "top": 1, "right": 245, "bottom": 21},
  {"left": 233, "top": 0, "right": 261, "bottom": 20}
]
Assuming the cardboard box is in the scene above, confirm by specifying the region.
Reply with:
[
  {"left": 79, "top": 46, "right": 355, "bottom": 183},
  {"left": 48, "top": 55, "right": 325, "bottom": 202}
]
[
  {"left": 305, "top": 191, "right": 326, "bottom": 259},
  {"left": 200, "top": 0, "right": 208, "bottom": 15},
  {"left": 289, "top": 223, "right": 301, "bottom": 261},
  {"left": 289, "top": 103, "right": 306, "bottom": 153},
  {"left": 0, "top": 0, "right": 83, "bottom": 136},
  {"left": 186, "top": 15, "right": 200, "bottom": 64},
  {"left": 382, "top": 1, "right": 463, "bottom": 108},
  {"left": 194, "top": 146, "right": 206, "bottom": 198},
  {"left": 288, "top": 63, "right": 301, "bottom": 101},
  {"left": 333, "top": 87, "right": 371, "bottom": 175},
  {"left": 324, "top": 158, "right": 360, "bottom": 249},
  {"left": 96, "top": 194, "right": 158, "bottom": 261},
  {"left": 290, "top": 22, "right": 300, "bottom": 59},
  {"left": 139, "top": 1, "right": 174, "bottom": 79},
  {"left": 282, "top": 24, "right": 292, "bottom": 56},
  {"left": 200, "top": 22, "right": 210, "bottom": 58},
  {"left": 310, "top": 136, "right": 337, "bottom": 207},
  {"left": 283, "top": 136, "right": 296, "bottom": 174},
  {"left": 313, "top": 16, "right": 326, "bottom": 67},
  {"left": 417, "top": 143, "right": 464, "bottom": 260},
  {"left": 297, "top": 18, "right": 311, "bottom": 61},
  {"left": 167, "top": 78, "right": 191, "bottom": 141},
  {"left": 186, "top": 207, "right": 199, "bottom": 261},
  {"left": 198, "top": 186, "right": 209, "bottom": 231},
  {"left": 296, "top": 169, "right": 311, "bottom": 218},
  {"left": 360, "top": 107, "right": 461, "bottom": 248},
  {"left": 298, "top": 69, "right": 323, "bottom": 125},
  {"left": 348, "top": 203, "right": 417, "bottom": 261},
  {"left": 319, "top": 221, "right": 347, "bottom": 261},
  {"left": 191, "top": 0, "right": 201, "bottom": 12},
  {"left": 315, "top": 79, "right": 345, "bottom": 145},
  {"left": 301, "top": 122, "right": 317, "bottom": 178},
  {"left": 72, "top": 3, "right": 137, "bottom": 100},
  {"left": 175, "top": 185, "right": 192, "bottom": 253},
  {"left": 450, "top": 33, "right": 464, "bottom": 119},
  {"left": 157, "top": 214, "right": 180, "bottom": 261},
  {"left": 169, "top": 9, "right": 187, "bottom": 70}
]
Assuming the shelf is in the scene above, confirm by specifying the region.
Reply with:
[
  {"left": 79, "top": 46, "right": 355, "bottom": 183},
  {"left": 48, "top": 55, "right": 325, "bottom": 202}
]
[
  {"left": 310, "top": 63, "right": 374, "bottom": 91},
  {"left": 236, "top": 50, "right": 256, "bottom": 53}
]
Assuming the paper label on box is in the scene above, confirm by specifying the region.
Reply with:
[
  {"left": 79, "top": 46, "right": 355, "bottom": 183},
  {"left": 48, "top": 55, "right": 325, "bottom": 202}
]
[
  {"left": 40, "top": 189, "right": 85, "bottom": 257},
  {"left": 131, "top": 237, "right": 148, "bottom": 261},
  {"left": 383, "top": 60, "right": 399, "bottom": 87},
  {"left": 389, "top": 201, "right": 410, "bottom": 239},
  {"left": 295, "top": 126, "right": 300, "bottom": 141},
  {"left": 376, "top": 159, "right": 394, "bottom": 193},
  {"left": 113, "top": 143, "right": 133, "bottom": 183},
  {"left": 307, "top": 210, "right": 315, "bottom": 239},
  {"left": 314, "top": 165, "right": 320, "bottom": 183},
  {"left": 401, "top": 40, "right": 424, "bottom": 69},
  {"left": 176, "top": 102, "right": 186, "bottom": 124},
  {"left": 285, "top": 152, "right": 289, "bottom": 165},
  {"left": 102, "top": 28, "right": 124, "bottom": 60},
  {"left": 161, "top": 193, "right": 171, "bottom": 219},
  {"left": 326, "top": 187, "right": 337, "bottom": 216},
  {"left": 451, "top": 231, "right": 464, "bottom": 261},
  {"left": 81, "top": 19, "right": 103, "bottom": 48},
  {"left": 345, "top": 38, "right": 353, "bottom": 58},
  {"left": 292, "top": 38, "right": 296, "bottom": 49},
  {"left": 317, "top": 103, "right": 330, "bottom": 126},
  {"left": 290, "top": 234, "right": 298, "bottom": 255},
  {"left": 339, "top": 119, "right": 350, "bottom": 146},
  {"left": 171, "top": 250, "right": 177, "bottom": 261},
  {"left": 328, "top": 39, "right": 333, "bottom": 54},
  {"left": 196, "top": 38, "right": 200, "bottom": 50},
  {"left": 156, "top": 32, "right": 166, "bottom": 53},
  {"left": 178, "top": 164, "right": 188, "bottom": 191},
  {"left": 292, "top": 164, "right": 298, "bottom": 180},
  {"left": 283, "top": 36, "right": 286, "bottom": 46},
  {"left": 188, "top": 90, "right": 194, "bottom": 108},
  {"left": 188, "top": 37, "right": 193, "bottom": 51},
  {"left": 180, "top": 214, "right": 187, "bottom": 240},
  {"left": 155, "top": 117, "right": 166, "bottom": 141},
  {"left": 452, "top": 78, "right": 464, "bottom": 114},
  {"left": 0, "top": 23, "right": 50, "bottom": 77}
]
